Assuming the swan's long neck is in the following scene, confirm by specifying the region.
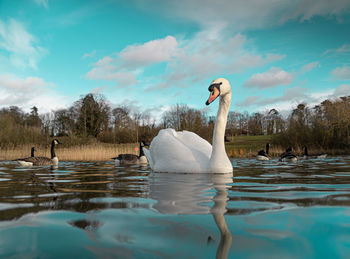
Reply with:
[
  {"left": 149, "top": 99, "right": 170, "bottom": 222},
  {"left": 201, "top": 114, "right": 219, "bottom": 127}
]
[
  {"left": 209, "top": 92, "right": 231, "bottom": 171},
  {"left": 212, "top": 93, "right": 231, "bottom": 156}
]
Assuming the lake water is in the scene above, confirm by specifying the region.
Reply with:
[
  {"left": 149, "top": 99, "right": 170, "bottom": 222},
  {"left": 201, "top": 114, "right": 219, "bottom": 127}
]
[{"left": 1, "top": 156, "right": 350, "bottom": 258}]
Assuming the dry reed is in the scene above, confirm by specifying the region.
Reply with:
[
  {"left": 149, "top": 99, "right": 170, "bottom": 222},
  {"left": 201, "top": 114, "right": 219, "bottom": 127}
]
[
  {"left": 1, "top": 142, "right": 347, "bottom": 162},
  {"left": 0, "top": 143, "right": 139, "bottom": 161}
]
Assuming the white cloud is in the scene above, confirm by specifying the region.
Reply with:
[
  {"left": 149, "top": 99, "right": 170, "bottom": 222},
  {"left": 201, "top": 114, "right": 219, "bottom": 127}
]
[
  {"left": 244, "top": 67, "right": 293, "bottom": 89},
  {"left": 133, "top": 0, "right": 350, "bottom": 30},
  {"left": 119, "top": 36, "right": 178, "bottom": 67},
  {"left": 332, "top": 66, "right": 350, "bottom": 80},
  {"left": 0, "top": 74, "right": 69, "bottom": 113},
  {"left": 323, "top": 44, "right": 350, "bottom": 55},
  {"left": 86, "top": 30, "right": 285, "bottom": 90},
  {"left": 82, "top": 50, "right": 96, "bottom": 59},
  {"left": 238, "top": 87, "right": 309, "bottom": 107},
  {"left": 336, "top": 44, "right": 350, "bottom": 53},
  {"left": 301, "top": 61, "right": 320, "bottom": 74},
  {"left": 85, "top": 55, "right": 138, "bottom": 86},
  {"left": 90, "top": 85, "right": 108, "bottom": 95},
  {"left": 237, "top": 83, "right": 350, "bottom": 112},
  {"left": 239, "top": 96, "right": 262, "bottom": 107},
  {"left": 334, "top": 84, "right": 350, "bottom": 96},
  {"left": 85, "top": 36, "right": 178, "bottom": 86},
  {"left": 0, "top": 19, "right": 46, "bottom": 69},
  {"left": 149, "top": 29, "right": 284, "bottom": 91}
]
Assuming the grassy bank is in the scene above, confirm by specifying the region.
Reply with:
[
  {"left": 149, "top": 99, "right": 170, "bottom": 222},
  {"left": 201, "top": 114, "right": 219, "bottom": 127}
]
[
  {"left": 225, "top": 135, "right": 349, "bottom": 158},
  {"left": 225, "top": 135, "right": 275, "bottom": 158}
]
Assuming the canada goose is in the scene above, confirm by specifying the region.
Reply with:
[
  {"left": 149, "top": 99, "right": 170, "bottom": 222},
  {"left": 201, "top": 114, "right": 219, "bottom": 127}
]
[
  {"left": 16, "top": 139, "right": 62, "bottom": 166},
  {"left": 302, "top": 146, "right": 327, "bottom": 159},
  {"left": 113, "top": 141, "right": 149, "bottom": 166},
  {"left": 256, "top": 143, "right": 270, "bottom": 161},
  {"left": 279, "top": 147, "right": 298, "bottom": 162},
  {"left": 15, "top": 147, "right": 36, "bottom": 166}
]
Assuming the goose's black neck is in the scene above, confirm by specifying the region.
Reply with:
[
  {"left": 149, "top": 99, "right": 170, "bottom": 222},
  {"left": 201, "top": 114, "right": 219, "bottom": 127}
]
[
  {"left": 304, "top": 146, "right": 308, "bottom": 156},
  {"left": 51, "top": 141, "right": 56, "bottom": 159},
  {"left": 266, "top": 143, "right": 269, "bottom": 155},
  {"left": 31, "top": 147, "right": 35, "bottom": 157},
  {"left": 139, "top": 142, "right": 145, "bottom": 157}
]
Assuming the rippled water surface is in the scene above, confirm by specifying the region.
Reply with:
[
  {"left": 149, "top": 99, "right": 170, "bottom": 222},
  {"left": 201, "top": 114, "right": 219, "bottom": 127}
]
[{"left": 1, "top": 157, "right": 350, "bottom": 258}]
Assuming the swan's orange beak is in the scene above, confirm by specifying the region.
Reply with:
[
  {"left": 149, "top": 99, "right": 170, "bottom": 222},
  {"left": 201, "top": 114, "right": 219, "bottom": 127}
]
[{"left": 206, "top": 87, "right": 220, "bottom": 105}]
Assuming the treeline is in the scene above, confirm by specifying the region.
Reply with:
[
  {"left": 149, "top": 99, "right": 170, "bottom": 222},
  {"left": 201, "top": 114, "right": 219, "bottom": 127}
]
[
  {"left": 0, "top": 93, "right": 284, "bottom": 147},
  {"left": 0, "top": 93, "right": 349, "bottom": 151},
  {"left": 273, "top": 97, "right": 350, "bottom": 150}
]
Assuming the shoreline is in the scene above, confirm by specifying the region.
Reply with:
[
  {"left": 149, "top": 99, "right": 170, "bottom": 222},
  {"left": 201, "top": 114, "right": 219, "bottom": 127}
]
[{"left": 1, "top": 142, "right": 349, "bottom": 162}]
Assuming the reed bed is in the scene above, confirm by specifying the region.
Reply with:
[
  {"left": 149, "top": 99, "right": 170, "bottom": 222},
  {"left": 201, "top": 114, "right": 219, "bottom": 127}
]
[
  {"left": 1, "top": 141, "right": 348, "bottom": 162},
  {"left": 0, "top": 143, "right": 139, "bottom": 161}
]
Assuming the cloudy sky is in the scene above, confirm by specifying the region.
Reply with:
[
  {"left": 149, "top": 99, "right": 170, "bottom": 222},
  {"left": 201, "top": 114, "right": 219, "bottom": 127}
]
[{"left": 1, "top": 0, "right": 350, "bottom": 118}]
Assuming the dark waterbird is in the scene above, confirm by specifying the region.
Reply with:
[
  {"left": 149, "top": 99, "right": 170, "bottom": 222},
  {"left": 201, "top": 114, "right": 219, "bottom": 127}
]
[
  {"left": 302, "top": 146, "right": 327, "bottom": 159},
  {"left": 112, "top": 141, "right": 149, "bottom": 165},
  {"left": 279, "top": 147, "right": 298, "bottom": 162},
  {"left": 15, "top": 139, "right": 62, "bottom": 166},
  {"left": 257, "top": 143, "right": 270, "bottom": 161}
]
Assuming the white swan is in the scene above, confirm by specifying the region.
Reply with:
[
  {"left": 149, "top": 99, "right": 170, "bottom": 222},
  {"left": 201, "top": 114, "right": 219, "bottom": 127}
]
[{"left": 143, "top": 78, "right": 233, "bottom": 174}]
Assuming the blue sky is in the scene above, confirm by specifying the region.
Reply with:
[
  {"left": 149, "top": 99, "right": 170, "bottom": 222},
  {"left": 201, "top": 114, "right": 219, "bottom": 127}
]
[{"left": 0, "top": 0, "right": 350, "bottom": 119}]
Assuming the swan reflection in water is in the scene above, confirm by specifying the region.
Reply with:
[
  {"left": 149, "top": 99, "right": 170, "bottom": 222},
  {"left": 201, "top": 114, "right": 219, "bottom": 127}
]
[{"left": 149, "top": 172, "right": 233, "bottom": 259}]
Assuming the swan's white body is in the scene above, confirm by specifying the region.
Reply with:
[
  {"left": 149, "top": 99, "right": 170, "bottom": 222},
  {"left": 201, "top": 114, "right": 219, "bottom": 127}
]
[{"left": 143, "top": 78, "right": 233, "bottom": 174}]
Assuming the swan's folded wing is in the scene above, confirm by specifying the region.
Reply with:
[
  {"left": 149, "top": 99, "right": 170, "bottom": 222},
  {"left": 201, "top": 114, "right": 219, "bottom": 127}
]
[
  {"left": 150, "top": 129, "right": 212, "bottom": 173},
  {"left": 176, "top": 130, "right": 212, "bottom": 157}
]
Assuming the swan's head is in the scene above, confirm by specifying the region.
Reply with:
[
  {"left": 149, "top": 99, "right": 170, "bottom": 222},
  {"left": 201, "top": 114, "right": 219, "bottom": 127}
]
[{"left": 205, "top": 78, "right": 231, "bottom": 105}]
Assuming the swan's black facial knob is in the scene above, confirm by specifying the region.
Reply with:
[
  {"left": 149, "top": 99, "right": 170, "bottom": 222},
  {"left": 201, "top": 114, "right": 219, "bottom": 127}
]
[{"left": 206, "top": 82, "right": 221, "bottom": 105}]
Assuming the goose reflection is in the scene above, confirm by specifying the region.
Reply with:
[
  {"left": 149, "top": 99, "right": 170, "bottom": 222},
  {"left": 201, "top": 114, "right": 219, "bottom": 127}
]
[{"left": 149, "top": 172, "right": 233, "bottom": 259}]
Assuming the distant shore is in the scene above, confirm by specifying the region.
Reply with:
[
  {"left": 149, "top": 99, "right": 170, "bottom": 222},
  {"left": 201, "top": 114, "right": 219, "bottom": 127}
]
[
  {"left": 225, "top": 135, "right": 349, "bottom": 158},
  {"left": 1, "top": 136, "right": 348, "bottom": 162}
]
